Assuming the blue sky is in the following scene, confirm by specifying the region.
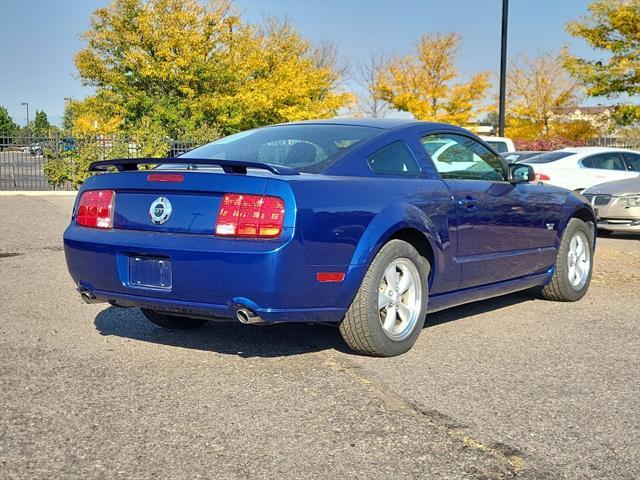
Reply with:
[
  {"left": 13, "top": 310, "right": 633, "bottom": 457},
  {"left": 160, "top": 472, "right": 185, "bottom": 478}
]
[{"left": 0, "top": 0, "right": 599, "bottom": 126}]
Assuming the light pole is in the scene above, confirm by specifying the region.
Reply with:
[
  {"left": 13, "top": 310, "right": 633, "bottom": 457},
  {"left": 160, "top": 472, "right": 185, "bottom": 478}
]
[
  {"left": 21, "top": 101, "right": 30, "bottom": 129},
  {"left": 63, "top": 97, "right": 72, "bottom": 134},
  {"left": 498, "top": 0, "right": 509, "bottom": 137}
]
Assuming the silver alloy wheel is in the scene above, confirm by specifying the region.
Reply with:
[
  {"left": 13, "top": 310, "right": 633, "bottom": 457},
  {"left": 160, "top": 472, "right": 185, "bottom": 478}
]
[
  {"left": 378, "top": 258, "right": 422, "bottom": 341},
  {"left": 567, "top": 231, "right": 590, "bottom": 290}
]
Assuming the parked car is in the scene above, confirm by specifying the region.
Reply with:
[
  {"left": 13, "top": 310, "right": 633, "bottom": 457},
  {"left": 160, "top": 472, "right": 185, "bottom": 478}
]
[
  {"left": 28, "top": 142, "right": 46, "bottom": 156},
  {"left": 479, "top": 135, "right": 515, "bottom": 153},
  {"left": 522, "top": 147, "right": 640, "bottom": 192},
  {"left": 582, "top": 177, "right": 640, "bottom": 235},
  {"left": 501, "top": 151, "right": 544, "bottom": 164},
  {"left": 64, "top": 119, "right": 596, "bottom": 357}
]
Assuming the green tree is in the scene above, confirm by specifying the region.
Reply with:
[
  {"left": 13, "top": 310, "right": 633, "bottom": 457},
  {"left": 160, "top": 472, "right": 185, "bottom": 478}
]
[
  {"left": 73, "top": 0, "right": 351, "bottom": 138},
  {"left": 564, "top": 0, "right": 640, "bottom": 125},
  {"left": 62, "top": 101, "right": 76, "bottom": 134},
  {"left": 0, "top": 106, "right": 17, "bottom": 149},
  {"left": 375, "top": 33, "right": 490, "bottom": 124},
  {"left": 32, "top": 110, "right": 51, "bottom": 137},
  {"left": 479, "top": 111, "right": 499, "bottom": 128}
]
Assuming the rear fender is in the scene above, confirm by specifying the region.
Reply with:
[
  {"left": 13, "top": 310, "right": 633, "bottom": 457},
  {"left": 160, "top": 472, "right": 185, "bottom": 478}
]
[{"left": 350, "top": 202, "right": 444, "bottom": 275}]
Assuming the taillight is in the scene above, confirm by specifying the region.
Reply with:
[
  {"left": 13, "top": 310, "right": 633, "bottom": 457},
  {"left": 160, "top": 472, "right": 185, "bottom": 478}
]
[
  {"left": 215, "top": 193, "right": 284, "bottom": 238},
  {"left": 534, "top": 173, "right": 551, "bottom": 181},
  {"left": 76, "top": 190, "right": 115, "bottom": 229}
]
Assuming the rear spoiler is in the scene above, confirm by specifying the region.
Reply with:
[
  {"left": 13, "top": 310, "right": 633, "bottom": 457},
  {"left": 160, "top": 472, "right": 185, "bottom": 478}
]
[{"left": 88, "top": 157, "right": 300, "bottom": 176}]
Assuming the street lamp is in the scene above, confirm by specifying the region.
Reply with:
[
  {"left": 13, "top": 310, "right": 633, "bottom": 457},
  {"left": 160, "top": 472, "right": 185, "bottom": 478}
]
[
  {"left": 21, "top": 101, "right": 30, "bottom": 128},
  {"left": 498, "top": 0, "right": 509, "bottom": 137},
  {"left": 63, "top": 97, "right": 73, "bottom": 134}
]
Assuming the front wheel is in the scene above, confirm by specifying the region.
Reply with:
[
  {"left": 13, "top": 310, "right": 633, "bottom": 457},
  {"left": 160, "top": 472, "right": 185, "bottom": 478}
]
[
  {"left": 541, "top": 218, "right": 594, "bottom": 302},
  {"left": 141, "top": 309, "right": 208, "bottom": 330},
  {"left": 340, "top": 240, "right": 429, "bottom": 357}
]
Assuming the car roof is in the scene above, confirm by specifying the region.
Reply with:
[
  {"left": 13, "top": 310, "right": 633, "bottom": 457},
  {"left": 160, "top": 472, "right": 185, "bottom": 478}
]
[
  {"left": 277, "top": 117, "right": 469, "bottom": 132},
  {"left": 559, "top": 146, "right": 634, "bottom": 154}
]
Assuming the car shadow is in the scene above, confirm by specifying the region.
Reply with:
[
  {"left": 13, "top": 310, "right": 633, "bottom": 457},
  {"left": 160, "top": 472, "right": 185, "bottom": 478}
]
[
  {"left": 425, "top": 289, "right": 538, "bottom": 328},
  {"left": 94, "top": 290, "right": 539, "bottom": 358},
  {"left": 597, "top": 231, "right": 640, "bottom": 241},
  {"left": 94, "top": 306, "right": 351, "bottom": 358}
]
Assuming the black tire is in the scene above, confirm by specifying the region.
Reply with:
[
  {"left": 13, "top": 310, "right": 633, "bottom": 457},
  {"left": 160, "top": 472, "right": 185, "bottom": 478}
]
[
  {"left": 597, "top": 229, "right": 613, "bottom": 237},
  {"left": 140, "top": 308, "right": 208, "bottom": 329},
  {"left": 339, "top": 240, "right": 429, "bottom": 357},
  {"left": 541, "top": 218, "right": 594, "bottom": 302}
]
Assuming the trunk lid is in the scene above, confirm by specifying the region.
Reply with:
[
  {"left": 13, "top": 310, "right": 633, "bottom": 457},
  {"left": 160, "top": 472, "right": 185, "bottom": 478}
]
[{"left": 87, "top": 170, "right": 271, "bottom": 235}]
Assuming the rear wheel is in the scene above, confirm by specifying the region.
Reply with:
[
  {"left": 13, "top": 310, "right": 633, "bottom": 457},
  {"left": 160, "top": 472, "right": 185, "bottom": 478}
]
[
  {"left": 541, "top": 218, "right": 594, "bottom": 302},
  {"left": 340, "top": 240, "right": 429, "bottom": 357},
  {"left": 140, "top": 309, "right": 208, "bottom": 329}
]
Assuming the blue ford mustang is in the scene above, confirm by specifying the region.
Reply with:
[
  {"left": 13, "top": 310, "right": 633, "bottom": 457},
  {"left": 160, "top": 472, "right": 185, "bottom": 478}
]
[{"left": 64, "top": 119, "right": 596, "bottom": 356}]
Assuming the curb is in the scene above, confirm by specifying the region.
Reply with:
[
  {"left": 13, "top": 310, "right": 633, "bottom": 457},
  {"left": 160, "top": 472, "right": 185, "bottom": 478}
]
[{"left": 0, "top": 191, "right": 78, "bottom": 197}]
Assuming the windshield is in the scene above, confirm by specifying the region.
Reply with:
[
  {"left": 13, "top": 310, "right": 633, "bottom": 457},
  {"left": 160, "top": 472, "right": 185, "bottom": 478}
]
[
  {"left": 181, "top": 124, "right": 381, "bottom": 173},
  {"left": 523, "top": 151, "right": 575, "bottom": 163}
]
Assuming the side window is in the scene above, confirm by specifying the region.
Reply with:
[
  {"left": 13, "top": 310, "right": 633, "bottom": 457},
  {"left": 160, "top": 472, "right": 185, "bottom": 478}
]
[
  {"left": 368, "top": 141, "right": 420, "bottom": 175},
  {"left": 421, "top": 133, "right": 504, "bottom": 181},
  {"left": 582, "top": 157, "right": 594, "bottom": 168},
  {"left": 623, "top": 152, "right": 640, "bottom": 172},
  {"left": 582, "top": 153, "right": 626, "bottom": 171}
]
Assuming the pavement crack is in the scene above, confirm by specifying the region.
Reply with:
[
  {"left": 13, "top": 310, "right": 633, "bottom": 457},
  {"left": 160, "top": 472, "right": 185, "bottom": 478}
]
[
  {"left": 0, "top": 246, "right": 63, "bottom": 257},
  {"left": 0, "top": 252, "right": 23, "bottom": 259},
  {"left": 323, "top": 352, "right": 528, "bottom": 477}
]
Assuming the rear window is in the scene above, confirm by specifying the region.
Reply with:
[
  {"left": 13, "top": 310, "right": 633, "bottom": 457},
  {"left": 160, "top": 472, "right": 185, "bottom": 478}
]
[
  {"left": 180, "top": 124, "right": 380, "bottom": 173},
  {"left": 485, "top": 140, "right": 508, "bottom": 153},
  {"left": 523, "top": 151, "right": 575, "bottom": 163}
]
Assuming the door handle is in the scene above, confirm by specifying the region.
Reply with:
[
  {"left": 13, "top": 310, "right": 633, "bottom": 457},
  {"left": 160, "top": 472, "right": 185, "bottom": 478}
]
[{"left": 458, "top": 197, "right": 480, "bottom": 210}]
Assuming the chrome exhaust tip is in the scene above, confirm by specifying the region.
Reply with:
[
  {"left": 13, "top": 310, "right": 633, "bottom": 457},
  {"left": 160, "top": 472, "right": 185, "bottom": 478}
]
[
  {"left": 236, "top": 308, "right": 266, "bottom": 324},
  {"left": 78, "top": 289, "right": 102, "bottom": 304}
]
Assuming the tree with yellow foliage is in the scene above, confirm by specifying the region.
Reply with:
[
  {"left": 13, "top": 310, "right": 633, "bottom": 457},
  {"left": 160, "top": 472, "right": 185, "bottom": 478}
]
[
  {"left": 73, "top": 0, "right": 351, "bottom": 139},
  {"left": 374, "top": 33, "right": 490, "bottom": 125},
  {"left": 506, "top": 53, "right": 581, "bottom": 139},
  {"left": 564, "top": 0, "right": 640, "bottom": 126}
]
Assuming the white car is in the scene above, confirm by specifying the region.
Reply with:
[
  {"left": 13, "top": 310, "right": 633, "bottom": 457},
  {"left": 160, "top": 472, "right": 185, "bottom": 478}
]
[
  {"left": 522, "top": 147, "right": 640, "bottom": 192},
  {"left": 479, "top": 136, "right": 516, "bottom": 153}
]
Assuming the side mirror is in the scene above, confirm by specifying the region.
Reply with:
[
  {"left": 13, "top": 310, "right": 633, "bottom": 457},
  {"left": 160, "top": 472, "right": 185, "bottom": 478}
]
[{"left": 508, "top": 163, "right": 534, "bottom": 184}]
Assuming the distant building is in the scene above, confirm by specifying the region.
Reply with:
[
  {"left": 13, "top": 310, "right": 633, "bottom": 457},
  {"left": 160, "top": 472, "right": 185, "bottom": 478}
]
[{"left": 550, "top": 105, "right": 614, "bottom": 133}]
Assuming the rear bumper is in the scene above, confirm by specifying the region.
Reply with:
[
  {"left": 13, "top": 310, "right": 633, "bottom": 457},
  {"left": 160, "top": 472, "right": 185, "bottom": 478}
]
[
  {"left": 80, "top": 287, "right": 347, "bottom": 322},
  {"left": 64, "top": 225, "right": 365, "bottom": 323}
]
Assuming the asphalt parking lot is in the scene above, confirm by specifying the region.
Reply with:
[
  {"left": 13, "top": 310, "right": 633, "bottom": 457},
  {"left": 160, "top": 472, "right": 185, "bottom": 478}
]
[
  {"left": 1, "top": 195, "right": 638, "bottom": 480},
  {"left": 0, "top": 151, "right": 55, "bottom": 191}
]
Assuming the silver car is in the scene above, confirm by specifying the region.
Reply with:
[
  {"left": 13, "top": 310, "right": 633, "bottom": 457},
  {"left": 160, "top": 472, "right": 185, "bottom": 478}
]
[{"left": 582, "top": 177, "right": 640, "bottom": 234}]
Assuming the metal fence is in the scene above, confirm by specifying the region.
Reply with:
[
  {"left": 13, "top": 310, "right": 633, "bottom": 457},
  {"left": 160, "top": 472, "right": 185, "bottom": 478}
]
[
  {"left": 1, "top": 134, "right": 639, "bottom": 191},
  {"left": 587, "top": 137, "right": 640, "bottom": 150},
  {"left": 0, "top": 135, "right": 200, "bottom": 191}
]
